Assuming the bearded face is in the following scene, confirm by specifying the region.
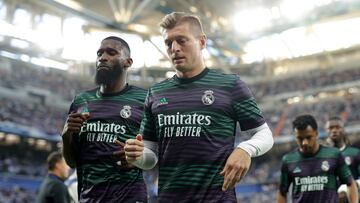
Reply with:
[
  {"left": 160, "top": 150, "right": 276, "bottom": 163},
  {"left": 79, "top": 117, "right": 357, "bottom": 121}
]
[
  {"left": 95, "top": 39, "right": 128, "bottom": 85},
  {"left": 95, "top": 62, "right": 125, "bottom": 85}
]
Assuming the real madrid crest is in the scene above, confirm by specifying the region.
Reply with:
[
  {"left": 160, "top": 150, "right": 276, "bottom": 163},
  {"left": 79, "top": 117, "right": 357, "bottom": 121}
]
[
  {"left": 345, "top": 156, "right": 352, "bottom": 165},
  {"left": 321, "top": 160, "right": 330, "bottom": 171},
  {"left": 120, "top": 105, "right": 132, "bottom": 118},
  {"left": 202, "top": 90, "right": 215, "bottom": 105}
]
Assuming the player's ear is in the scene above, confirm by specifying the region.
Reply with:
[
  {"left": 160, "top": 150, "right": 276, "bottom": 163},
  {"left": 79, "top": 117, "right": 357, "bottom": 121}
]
[
  {"left": 124, "top": 58, "right": 133, "bottom": 68},
  {"left": 199, "top": 34, "right": 207, "bottom": 50}
]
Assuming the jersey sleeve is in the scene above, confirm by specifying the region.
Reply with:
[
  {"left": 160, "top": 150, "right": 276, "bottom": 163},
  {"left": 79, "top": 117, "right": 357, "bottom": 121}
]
[
  {"left": 65, "top": 99, "right": 81, "bottom": 166},
  {"left": 231, "top": 76, "right": 265, "bottom": 131},
  {"left": 279, "top": 158, "right": 291, "bottom": 195},
  {"left": 140, "top": 89, "right": 157, "bottom": 142},
  {"left": 68, "top": 95, "right": 86, "bottom": 114},
  {"left": 354, "top": 149, "right": 360, "bottom": 179},
  {"left": 68, "top": 100, "right": 77, "bottom": 114},
  {"left": 337, "top": 152, "right": 354, "bottom": 185}
]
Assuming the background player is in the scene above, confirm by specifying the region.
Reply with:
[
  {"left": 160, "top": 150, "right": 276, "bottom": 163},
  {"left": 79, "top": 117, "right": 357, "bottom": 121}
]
[{"left": 277, "top": 114, "right": 358, "bottom": 203}]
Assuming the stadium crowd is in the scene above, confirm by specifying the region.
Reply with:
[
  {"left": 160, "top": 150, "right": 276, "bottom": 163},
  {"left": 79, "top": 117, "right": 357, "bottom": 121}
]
[
  {"left": 0, "top": 97, "right": 66, "bottom": 135},
  {"left": 251, "top": 67, "right": 360, "bottom": 100},
  {"left": 0, "top": 63, "right": 94, "bottom": 101},
  {"left": 1, "top": 61, "right": 359, "bottom": 102},
  {"left": 0, "top": 187, "right": 36, "bottom": 203},
  {"left": 0, "top": 154, "right": 46, "bottom": 178}
]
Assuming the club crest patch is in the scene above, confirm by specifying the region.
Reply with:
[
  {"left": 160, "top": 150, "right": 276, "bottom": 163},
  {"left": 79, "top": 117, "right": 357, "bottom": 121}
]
[
  {"left": 202, "top": 90, "right": 215, "bottom": 105},
  {"left": 345, "top": 156, "right": 352, "bottom": 165},
  {"left": 120, "top": 105, "right": 132, "bottom": 118},
  {"left": 321, "top": 160, "right": 330, "bottom": 171}
]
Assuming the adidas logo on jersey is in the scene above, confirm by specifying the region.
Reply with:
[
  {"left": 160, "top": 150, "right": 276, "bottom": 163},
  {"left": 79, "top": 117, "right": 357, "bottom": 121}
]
[
  {"left": 158, "top": 97, "right": 168, "bottom": 106},
  {"left": 293, "top": 166, "right": 301, "bottom": 173}
]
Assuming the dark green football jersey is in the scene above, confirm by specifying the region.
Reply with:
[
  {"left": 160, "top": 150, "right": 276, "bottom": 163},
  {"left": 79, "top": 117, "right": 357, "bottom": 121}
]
[
  {"left": 141, "top": 68, "right": 265, "bottom": 202},
  {"left": 341, "top": 146, "right": 360, "bottom": 179},
  {"left": 69, "top": 84, "right": 147, "bottom": 203},
  {"left": 280, "top": 145, "right": 353, "bottom": 203}
]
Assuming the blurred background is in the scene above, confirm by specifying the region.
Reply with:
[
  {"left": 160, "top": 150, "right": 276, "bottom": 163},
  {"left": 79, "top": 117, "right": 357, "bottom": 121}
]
[{"left": 0, "top": 0, "right": 360, "bottom": 202}]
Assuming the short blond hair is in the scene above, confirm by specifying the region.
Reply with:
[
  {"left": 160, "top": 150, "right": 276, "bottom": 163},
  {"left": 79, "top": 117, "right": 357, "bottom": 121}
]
[{"left": 160, "top": 12, "right": 205, "bottom": 36}]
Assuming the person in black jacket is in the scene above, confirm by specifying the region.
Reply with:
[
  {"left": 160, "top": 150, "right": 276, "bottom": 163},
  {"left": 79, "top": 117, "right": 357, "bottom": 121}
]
[{"left": 36, "top": 151, "right": 70, "bottom": 203}]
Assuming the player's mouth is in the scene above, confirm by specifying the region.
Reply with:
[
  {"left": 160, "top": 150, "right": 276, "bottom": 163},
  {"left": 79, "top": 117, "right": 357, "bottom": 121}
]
[
  {"left": 300, "top": 146, "right": 310, "bottom": 152},
  {"left": 330, "top": 133, "right": 340, "bottom": 139},
  {"left": 173, "top": 57, "right": 185, "bottom": 64},
  {"left": 97, "top": 65, "right": 110, "bottom": 71}
]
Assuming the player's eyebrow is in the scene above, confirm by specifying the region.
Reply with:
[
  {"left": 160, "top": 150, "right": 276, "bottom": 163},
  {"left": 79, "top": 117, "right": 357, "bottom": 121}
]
[{"left": 97, "top": 47, "right": 119, "bottom": 55}]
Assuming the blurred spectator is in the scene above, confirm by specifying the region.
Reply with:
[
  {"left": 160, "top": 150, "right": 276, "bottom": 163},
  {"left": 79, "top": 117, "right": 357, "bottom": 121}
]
[{"left": 36, "top": 151, "right": 70, "bottom": 203}]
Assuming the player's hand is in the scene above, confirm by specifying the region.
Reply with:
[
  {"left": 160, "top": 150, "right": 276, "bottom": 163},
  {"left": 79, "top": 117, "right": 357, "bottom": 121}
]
[
  {"left": 61, "top": 112, "right": 90, "bottom": 137},
  {"left": 124, "top": 134, "right": 144, "bottom": 163},
  {"left": 112, "top": 140, "right": 133, "bottom": 169},
  {"left": 220, "top": 148, "right": 251, "bottom": 191}
]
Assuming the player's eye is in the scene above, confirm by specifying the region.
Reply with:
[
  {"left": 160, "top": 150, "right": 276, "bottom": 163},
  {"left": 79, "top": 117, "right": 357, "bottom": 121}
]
[
  {"left": 177, "top": 38, "right": 186, "bottom": 45},
  {"left": 166, "top": 41, "right": 172, "bottom": 49},
  {"left": 107, "top": 50, "right": 117, "bottom": 56}
]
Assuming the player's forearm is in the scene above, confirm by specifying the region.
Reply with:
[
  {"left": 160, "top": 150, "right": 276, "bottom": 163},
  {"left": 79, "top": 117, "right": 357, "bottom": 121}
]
[
  {"left": 348, "top": 180, "right": 359, "bottom": 203},
  {"left": 132, "top": 140, "right": 158, "bottom": 170},
  {"left": 276, "top": 192, "right": 287, "bottom": 203},
  {"left": 62, "top": 133, "right": 77, "bottom": 168},
  {"left": 237, "top": 123, "right": 274, "bottom": 157},
  {"left": 132, "top": 147, "right": 158, "bottom": 170}
]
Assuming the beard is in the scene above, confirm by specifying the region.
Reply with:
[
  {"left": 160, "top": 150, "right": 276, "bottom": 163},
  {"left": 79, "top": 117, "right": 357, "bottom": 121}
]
[{"left": 95, "top": 64, "right": 125, "bottom": 85}]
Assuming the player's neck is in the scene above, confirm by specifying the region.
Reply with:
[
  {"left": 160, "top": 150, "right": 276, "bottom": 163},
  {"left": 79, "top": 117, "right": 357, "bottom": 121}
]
[
  {"left": 49, "top": 170, "right": 64, "bottom": 181},
  {"left": 335, "top": 141, "right": 346, "bottom": 151},
  {"left": 312, "top": 143, "right": 320, "bottom": 154},
  {"left": 100, "top": 78, "right": 127, "bottom": 94},
  {"left": 176, "top": 63, "right": 206, "bottom": 79}
]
